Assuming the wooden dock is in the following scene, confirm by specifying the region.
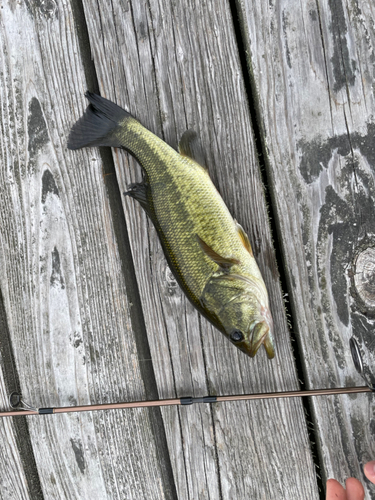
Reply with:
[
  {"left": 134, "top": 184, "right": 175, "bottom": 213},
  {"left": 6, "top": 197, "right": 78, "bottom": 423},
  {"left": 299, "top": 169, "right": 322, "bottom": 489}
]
[{"left": 1, "top": 0, "right": 374, "bottom": 498}]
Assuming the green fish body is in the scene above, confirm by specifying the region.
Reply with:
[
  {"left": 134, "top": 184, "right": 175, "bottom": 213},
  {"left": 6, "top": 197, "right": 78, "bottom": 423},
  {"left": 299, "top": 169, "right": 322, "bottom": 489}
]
[{"left": 68, "top": 92, "right": 274, "bottom": 358}]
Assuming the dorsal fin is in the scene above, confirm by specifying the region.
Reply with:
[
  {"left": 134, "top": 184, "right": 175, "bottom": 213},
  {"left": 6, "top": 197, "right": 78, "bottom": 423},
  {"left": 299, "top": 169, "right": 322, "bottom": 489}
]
[
  {"left": 178, "top": 130, "right": 207, "bottom": 168},
  {"left": 196, "top": 235, "right": 240, "bottom": 269},
  {"left": 235, "top": 220, "right": 253, "bottom": 257}
]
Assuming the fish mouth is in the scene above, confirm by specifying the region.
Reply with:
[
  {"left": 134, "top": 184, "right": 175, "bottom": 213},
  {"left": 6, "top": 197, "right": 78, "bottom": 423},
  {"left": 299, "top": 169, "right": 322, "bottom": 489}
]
[
  {"left": 248, "top": 327, "right": 275, "bottom": 359},
  {"left": 248, "top": 309, "right": 275, "bottom": 359}
]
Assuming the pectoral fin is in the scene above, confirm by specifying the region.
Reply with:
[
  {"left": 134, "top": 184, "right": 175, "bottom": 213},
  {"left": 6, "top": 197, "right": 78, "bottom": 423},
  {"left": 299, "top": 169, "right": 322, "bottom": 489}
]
[
  {"left": 235, "top": 220, "right": 253, "bottom": 257},
  {"left": 196, "top": 235, "right": 240, "bottom": 269},
  {"left": 124, "top": 182, "right": 152, "bottom": 217},
  {"left": 179, "top": 130, "right": 207, "bottom": 169}
]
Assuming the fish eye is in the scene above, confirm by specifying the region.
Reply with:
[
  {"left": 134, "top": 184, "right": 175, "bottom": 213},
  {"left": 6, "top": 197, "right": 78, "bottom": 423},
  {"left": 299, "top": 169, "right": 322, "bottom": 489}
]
[{"left": 230, "top": 329, "right": 244, "bottom": 342}]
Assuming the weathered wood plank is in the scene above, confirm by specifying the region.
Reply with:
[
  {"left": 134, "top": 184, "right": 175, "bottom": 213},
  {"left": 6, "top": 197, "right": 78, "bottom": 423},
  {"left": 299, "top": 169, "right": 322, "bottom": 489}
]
[
  {"left": 0, "top": 368, "right": 29, "bottom": 500},
  {"left": 80, "top": 0, "right": 320, "bottom": 498},
  {"left": 237, "top": 0, "right": 375, "bottom": 496},
  {"left": 0, "top": 285, "right": 42, "bottom": 499},
  {"left": 0, "top": 1, "right": 174, "bottom": 498}
]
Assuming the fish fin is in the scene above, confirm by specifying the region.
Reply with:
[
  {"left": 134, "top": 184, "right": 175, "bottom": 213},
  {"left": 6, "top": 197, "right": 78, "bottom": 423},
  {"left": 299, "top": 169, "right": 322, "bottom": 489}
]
[
  {"left": 68, "top": 92, "right": 132, "bottom": 150},
  {"left": 196, "top": 235, "right": 240, "bottom": 269},
  {"left": 178, "top": 130, "right": 207, "bottom": 169},
  {"left": 124, "top": 182, "right": 152, "bottom": 216},
  {"left": 235, "top": 220, "right": 253, "bottom": 257}
]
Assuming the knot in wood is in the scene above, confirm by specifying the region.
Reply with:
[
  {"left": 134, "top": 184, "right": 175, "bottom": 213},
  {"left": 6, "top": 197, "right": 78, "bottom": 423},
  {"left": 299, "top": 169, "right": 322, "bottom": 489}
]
[
  {"left": 40, "top": 0, "right": 58, "bottom": 19},
  {"left": 354, "top": 247, "right": 375, "bottom": 309},
  {"left": 165, "top": 266, "right": 178, "bottom": 295}
]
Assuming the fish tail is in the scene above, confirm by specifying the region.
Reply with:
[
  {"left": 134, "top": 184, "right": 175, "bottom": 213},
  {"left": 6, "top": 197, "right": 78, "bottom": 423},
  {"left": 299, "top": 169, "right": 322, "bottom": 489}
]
[{"left": 67, "top": 92, "right": 132, "bottom": 150}]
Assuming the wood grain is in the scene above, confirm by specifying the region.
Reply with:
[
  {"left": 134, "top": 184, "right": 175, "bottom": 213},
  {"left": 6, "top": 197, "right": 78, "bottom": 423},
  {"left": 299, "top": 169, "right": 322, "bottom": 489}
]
[
  {"left": 237, "top": 0, "right": 375, "bottom": 496},
  {"left": 80, "top": 0, "right": 320, "bottom": 498},
  {"left": 0, "top": 367, "right": 30, "bottom": 500},
  {"left": 0, "top": 283, "right": 42, "bottom": 499},
  {"left": 0, "top": 1, "right": 174, "bottom": 498}
]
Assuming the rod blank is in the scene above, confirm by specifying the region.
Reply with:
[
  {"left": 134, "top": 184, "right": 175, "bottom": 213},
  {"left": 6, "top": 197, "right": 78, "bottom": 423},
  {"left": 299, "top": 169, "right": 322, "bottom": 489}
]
[{"left": 0, "top": 386, "right": 372, "bottom": 418}]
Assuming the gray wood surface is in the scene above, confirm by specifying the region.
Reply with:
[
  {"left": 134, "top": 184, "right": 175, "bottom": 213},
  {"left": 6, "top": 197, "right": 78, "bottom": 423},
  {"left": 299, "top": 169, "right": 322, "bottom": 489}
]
[
  {"left": 3, "top": 0, "right": 372, "bottom": 498},
  {"left": 0, "top": 367, "right": 29, "bottom": 500},
  {"left": 237, "top": 0, "right": 375, "bottom": 497},
  {"left": 79, "top": 0, "right": 319, "bottom": 499},
  {"left": 0, "top": 1, "right": 174, "bottom": 499}
]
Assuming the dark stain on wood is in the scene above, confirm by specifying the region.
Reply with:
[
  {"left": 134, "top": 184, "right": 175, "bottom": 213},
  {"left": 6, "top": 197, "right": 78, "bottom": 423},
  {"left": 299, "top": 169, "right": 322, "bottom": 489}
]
[
  {"left": 351, "top": 312, "right": 375, "bottom": 386},
  {"left": 309, "top": 9, "right": 318, "bottom": 22},
  {"left": 42, "top": 169, "right": 59, "bottom": 204},
  {"left": 70, "top": 438, "right": 86, "bottom": 474},
  {"left": 298, "top": 122, "right": 375, "bottom": 184},
  {"left": 28, "top": 97, "right": 49, "bottom": 170},
  {"left": 282, "top": 9, "right": 292, "bottom": 69},
  {"left": 299, "top": 127, "right": 375, "bottom": 371},
  {"left": 328, "top": 0, "right": 357, "bottom": 92},
  {"left": 50, "top": 247, "right": 65, "bottom": 289},
  {"left": 318, "top": 184, "right": 355, "bottom": 327},
  {"left": 298, "top": 136, "right": 336, "bottom": 184}
]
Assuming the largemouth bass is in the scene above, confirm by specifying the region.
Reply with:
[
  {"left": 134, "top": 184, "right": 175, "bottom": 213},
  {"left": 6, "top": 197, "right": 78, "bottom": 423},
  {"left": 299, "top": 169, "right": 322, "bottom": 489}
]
[{"left": 68, "top": 92, "right": 274, "bottom": 358}]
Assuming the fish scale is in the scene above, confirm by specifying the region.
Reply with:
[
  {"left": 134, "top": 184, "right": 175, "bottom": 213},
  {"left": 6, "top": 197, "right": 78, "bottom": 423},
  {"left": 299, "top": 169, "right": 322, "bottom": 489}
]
[
  {"left": 125, "top": 124, "right": 256, "bottom": 289},
  {"left": 68, "top": 92, "right": 275, "bottom": 359}
]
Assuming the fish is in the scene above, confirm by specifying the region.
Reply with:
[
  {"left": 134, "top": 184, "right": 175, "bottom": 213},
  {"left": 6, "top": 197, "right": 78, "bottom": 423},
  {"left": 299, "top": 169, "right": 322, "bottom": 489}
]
[{"left": 68, "top": 92, "right": 274, "bottom": 359}]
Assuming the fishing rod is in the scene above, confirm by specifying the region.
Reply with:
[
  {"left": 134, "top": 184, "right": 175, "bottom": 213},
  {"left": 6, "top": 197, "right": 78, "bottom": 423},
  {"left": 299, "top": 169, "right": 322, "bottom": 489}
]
[{"left": 1, "top": 338, "right": 373, "bottom": 418}]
